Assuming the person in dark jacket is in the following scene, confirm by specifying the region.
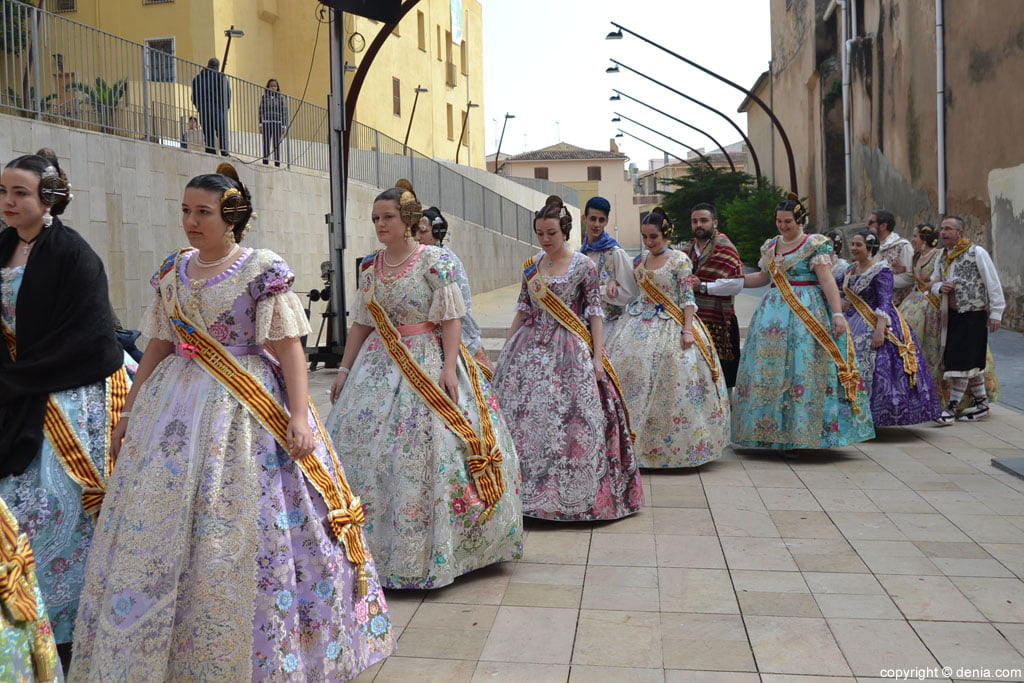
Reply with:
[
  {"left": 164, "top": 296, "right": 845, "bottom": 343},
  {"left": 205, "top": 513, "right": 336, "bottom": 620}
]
[
  {"left": 259, "top": 78, "right": 288, "bottom": 166},
  {"left": 191, "top": 57, "right": 231, "bottom": 156}
]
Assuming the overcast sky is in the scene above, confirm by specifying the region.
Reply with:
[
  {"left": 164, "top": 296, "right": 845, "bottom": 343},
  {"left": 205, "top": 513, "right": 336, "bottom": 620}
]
[{"left": 480, "top": 0, "right": 771, "bottom": 172}]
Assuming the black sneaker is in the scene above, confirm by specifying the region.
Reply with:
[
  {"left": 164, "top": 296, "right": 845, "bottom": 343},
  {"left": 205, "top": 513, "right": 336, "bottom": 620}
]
[
  {"left": 936, "top": 401, "right": 959, "bottom": 426},
  {"left": 958, "top": 400, "right": 990, "bottom": 422}
]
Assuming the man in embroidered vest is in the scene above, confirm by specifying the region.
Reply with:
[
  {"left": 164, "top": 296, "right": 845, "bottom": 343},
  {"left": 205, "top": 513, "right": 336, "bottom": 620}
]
[
  {"left": 682, "top": 203, "right": 744, "bottom": 387},
  {"left": 869, "top": 209, "right": 914, "bottom": 305},
  {"left": 930, "top": 215, "right": 1005, "bottom": 424}
]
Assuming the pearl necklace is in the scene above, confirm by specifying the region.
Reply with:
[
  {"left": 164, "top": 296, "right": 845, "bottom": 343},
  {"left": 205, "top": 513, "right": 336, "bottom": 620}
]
[
  {"left": 778, "top": 232, "right": 804, "bottom": 247},
  {"left": 195, "top": 244, "right": 240, "bottom": 268},
  {"left": 382, "top": 244, "right": 418, "bottom": 268}
]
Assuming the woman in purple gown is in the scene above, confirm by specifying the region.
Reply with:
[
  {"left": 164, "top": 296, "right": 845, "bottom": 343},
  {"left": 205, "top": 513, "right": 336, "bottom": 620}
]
[
  {"left": 840, "top": 231, "right": 940, "bottom": 426},
  {"left": 69, "top": 164, "right": 395, "bottom": 681}
]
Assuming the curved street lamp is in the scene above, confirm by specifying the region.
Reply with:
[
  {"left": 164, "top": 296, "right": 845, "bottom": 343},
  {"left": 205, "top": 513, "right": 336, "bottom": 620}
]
[
  {"left": 614, "top": 112, "right": 712, "bottom": 166},
  {"left": 615, "top": 128, "right": 692, "bottom": 168},
  {"left": 608, "top": 21, "right": 797, "bottom": 192},
  {"left": 494, "top": 113, "right": 515, "bottom": 174},
  {"left": 612, "top": 88, "right": 736, "bottom": 172},
  {"left": 608, "top": 59, "right": 762, "bottom": 183}
]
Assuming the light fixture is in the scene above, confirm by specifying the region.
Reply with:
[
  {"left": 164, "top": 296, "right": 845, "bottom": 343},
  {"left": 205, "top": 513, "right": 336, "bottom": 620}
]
[
  {"left": 609, "top": 94, "right": 621, "bottom": 101},
  {"left": 606, "top": 64, "right": 620, "bottom": 74},
  {"left": 415, "top": 86, "right": 429, "bottom": 93},
  {"left": 611, "top": 116, "right": 621, "bottom": 122},
  {"left": 224, "top": 27, "right": 244, "bottom": 38},
  {"left": 606, "top": 29, "right": 623, "bottom": 40},
  {"left": 615, "top": 132, "right": 623, "bottom": 137},
  {"left": 344, "top": 62, "right": 358, "bottom": 72}
]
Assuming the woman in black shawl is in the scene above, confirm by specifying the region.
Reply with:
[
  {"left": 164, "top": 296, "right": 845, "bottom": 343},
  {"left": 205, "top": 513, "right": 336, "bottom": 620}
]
[{"left": 0, "top": 151, "right": 125, "bottom": 666}]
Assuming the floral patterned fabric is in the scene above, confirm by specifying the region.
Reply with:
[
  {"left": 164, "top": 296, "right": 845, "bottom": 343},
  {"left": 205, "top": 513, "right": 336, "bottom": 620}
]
[
  {"left": 492, "top": 251, "right": 643, "bottom": 520},
  {"left": 606, "top": 250, "right": 729, "bottom": 467},
  {"left": 69, "top": 249, "right": 395, "bottom": 682},
  {"left": 898, "top": 251, "right": 1000, "bottom": 406},
  {"left": 0, "top": 266, "right": 114, "bottom": 645},
  {"left": 732, "top": 235, "right": 875, "bottom": 449},
  {"left": 325, "top": 246, "right": 523, "bottom": 589},
  {"left": 841, "top": 262, "right": 941, "bottom": 426}
]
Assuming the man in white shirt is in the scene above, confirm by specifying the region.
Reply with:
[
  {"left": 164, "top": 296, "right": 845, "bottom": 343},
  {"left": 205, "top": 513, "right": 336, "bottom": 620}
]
[
  {"left": 930, "top": 215, "right": 1005, "bottom": 424},
  {"left": 868, "top": 209, "right": 914, "bottom": 305}
]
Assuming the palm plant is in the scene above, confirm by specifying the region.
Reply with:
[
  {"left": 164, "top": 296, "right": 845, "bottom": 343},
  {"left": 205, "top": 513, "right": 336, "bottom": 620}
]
[
  {"left": 3, "top": 85, "right": 56, "bottom": 115},
  {"left": 65, "top": 76, "right": 127, "bottom": 134}
]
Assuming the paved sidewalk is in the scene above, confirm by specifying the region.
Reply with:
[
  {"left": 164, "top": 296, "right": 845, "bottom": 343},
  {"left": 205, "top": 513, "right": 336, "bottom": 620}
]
[{"left": 312, "top": 286, "right": 1024, "bottom": 683}]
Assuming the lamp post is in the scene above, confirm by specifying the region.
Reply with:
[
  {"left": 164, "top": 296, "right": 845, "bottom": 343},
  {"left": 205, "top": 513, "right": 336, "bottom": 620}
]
[
  {"left": 607, "top": 22, "right": 797, "bottom": 193},
  {"left": 615, "top": 129, "right": 692, "bottom": 167},
  {"left": 402, "top": 85, "right": 428, "bottom": 154},
  {"left": 612, "top": 88, "right": 736, "bottom": 172},
  {"left": 607, "top": 59, "right": 762, "bottom": 182},
  {"left": 454, "top": 101, "right": 479, "bottom": 164},
  {"left": 493, "top": 112, "right": 515, "bottom": 174},
  {"left": 614, "top": 112, "right": 711, "bottom": 166},
  {"left": 221, "top": 26, "right": 244, "bottom": 73}
]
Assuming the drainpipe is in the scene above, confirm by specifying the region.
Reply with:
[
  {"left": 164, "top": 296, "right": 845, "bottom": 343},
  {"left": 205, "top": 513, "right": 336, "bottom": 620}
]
[
  {"left": 825, "top": 0, "right": 852, "bottom": 224},
  {"left": 935, "top": 0, "right": 947, "bottom": 214}
]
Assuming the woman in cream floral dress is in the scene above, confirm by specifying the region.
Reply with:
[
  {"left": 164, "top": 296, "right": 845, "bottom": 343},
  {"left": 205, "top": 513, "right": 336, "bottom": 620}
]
[
  {"left": 70, "top": 165, "right": 394, "bottom": 681},
  {"left": 326, "top": 185, "right": 522, "bottom": 590},
  {"left": 606, "top": 208, "right": 729, "bottom": 467}
]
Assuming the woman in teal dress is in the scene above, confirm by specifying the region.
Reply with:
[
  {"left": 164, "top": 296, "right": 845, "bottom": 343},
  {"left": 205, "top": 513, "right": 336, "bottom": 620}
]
[{"left": 730, "top": 199, "right": 874, "bottom": 449}]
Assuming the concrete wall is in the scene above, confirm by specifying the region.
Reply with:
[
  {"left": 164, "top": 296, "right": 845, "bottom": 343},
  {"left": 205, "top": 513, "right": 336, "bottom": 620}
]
[
  {"left": 0, "top": 115, "right": 537, "bottom": 332},
  {"left": 988, "top": 163, "right": 1024, "bottom": 327}
]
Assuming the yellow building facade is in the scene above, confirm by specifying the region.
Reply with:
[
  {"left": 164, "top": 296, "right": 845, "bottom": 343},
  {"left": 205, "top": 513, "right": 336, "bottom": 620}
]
[{"left": 47, "top": 0, "right": 485, "bottom": 167}]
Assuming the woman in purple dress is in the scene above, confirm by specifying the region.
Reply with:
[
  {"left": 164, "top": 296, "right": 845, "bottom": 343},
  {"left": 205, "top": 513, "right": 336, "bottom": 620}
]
[
  {"left": 69, "top": 164, "right": 395, "bottom": 681},
  {"left": 492, "top": 196, "right": 642, "bottom": 521},
  {"left": 840, "top": 231, "right": 940, "bottom": 426}
]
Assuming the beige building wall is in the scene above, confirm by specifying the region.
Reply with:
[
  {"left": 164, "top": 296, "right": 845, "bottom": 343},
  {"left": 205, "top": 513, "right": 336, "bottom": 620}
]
[
  {"left": 49, "top": 0, "right": 486, "bottom": 166},
  {"left": 0, "top": 114, "right": 537, "bottom": 331}
]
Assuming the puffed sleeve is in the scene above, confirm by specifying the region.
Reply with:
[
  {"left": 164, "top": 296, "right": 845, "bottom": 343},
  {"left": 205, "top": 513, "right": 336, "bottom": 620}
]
[
  {"left": 809, "top": 235, "right": 835, "bottom": 267},
  {"left": 250, "top": 253, "right": 313, "bottom": 344},
  {"left": 675, "top": 253, "right": 697, "bottom": 310},
  {"left": 139, "top": 270, "right": 177, "bottom": 343},
  {"left": 757, "top": 238, "right": 775, "bottom": 272},
  {"left": 581, "top": 256, "right": 604, "bottom": 318},
  {"left": 424, "top": 248, "right": 466, "bottom": 323},
  {"left": 873, "top": 267, "right": 894, "bottom": 326},
  {"left": 514, "top": 274, "right": 532, "bottom": 315}
]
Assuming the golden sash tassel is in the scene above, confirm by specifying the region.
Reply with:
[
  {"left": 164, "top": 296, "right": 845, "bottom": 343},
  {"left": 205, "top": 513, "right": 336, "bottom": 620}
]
[
  {"left": 845, "top": 284, "right": 919, "bottom": 388},
  {"left": 633, "top": 262, "right": 722, "bottom": 387},
  {"left": 767, "top": 260, "right": 861, "bottom": 410},
  {"left": 0, "top": 531, "right": 38, "bottom": 623}
]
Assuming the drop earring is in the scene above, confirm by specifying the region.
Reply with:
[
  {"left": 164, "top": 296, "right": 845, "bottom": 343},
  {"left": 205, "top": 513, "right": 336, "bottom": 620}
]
[{"left": 42, "top": 212, "right": 53, "bottom": 228}]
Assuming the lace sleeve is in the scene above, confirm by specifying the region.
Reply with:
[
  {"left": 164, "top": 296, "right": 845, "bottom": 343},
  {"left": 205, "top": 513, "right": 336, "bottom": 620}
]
[
  {"left": 256, "top": 292, "right": 313, "bottom": 344},
  {"left": 424, "top": 249, "right": 467, "bottom": 322},
  {"left": 140, "top": 273, "right": 175, "bottom": 342},
  {"left": 581, "top": 255, "right": 603, "bottom": 316},
  {"left": 810, "top": 253, "right": 834, "bottom": 267}
]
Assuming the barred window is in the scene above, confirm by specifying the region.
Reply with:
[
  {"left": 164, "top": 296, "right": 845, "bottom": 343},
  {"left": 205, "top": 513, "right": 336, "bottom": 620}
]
[
  {"left": 145, "top": 38, "right": 175, "bottom": 83},
  {"left": 49, "top": 0, "right": 76, "bottom": 12}
]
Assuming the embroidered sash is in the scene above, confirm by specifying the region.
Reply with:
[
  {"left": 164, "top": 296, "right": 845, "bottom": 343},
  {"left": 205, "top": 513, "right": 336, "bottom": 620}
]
[
  {"left": 158, "top": 250, "right": 371, "bottom": 592},
  {"left": 360, "top": 253, "right": 505, "bottom": 517},
  {"left": 2, "top": 322, "right": 127, "bottom": 518},
  {"left": 913, "top": 274, "right": 942, "bottom": 310},
  {"left": 633, "top": 260, "right": 722, "bottom": 386},
  {"left": 523, "top": 257, "right": 635, "bottom": 441},
  {"left": 844, "top": 284, "right": 920, "bottom": 388},
  {"left": 766, "top": 257, "right": 861, "bottom": 410},
  {"left": 0, "top": 494, "right": 57, "bottom": 681}
]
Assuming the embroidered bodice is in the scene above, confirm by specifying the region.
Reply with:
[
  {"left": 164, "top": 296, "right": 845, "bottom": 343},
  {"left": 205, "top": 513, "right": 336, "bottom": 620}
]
[
  {"left": 758, "top": 233, "right": 833, "bottom": 281},
  {"left": 352, "top": 245, "right": 465, "bottom": 328},
  {"left": 515, "top": 251, "right": 603, "bottom": 331},
  {"left": 627, "top": 249, "right": 696, "bottom": 319},
  {"left": 0, "top": 265, "right": 25, "bottom": 331},
  {"left": 142, "top": 248, "right": 311, "bottom": 347}
]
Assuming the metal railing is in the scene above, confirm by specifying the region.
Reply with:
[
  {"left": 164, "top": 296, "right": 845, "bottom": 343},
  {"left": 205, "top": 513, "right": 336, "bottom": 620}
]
[
  {"left": 0, "top": 0, "right": 327, "bottom": 171},
  {"left": 497, "top": 174, "right": 579, "bottom": 207},
  {"left": 0, "top": 1, "right": 547, "bottom": 245}
]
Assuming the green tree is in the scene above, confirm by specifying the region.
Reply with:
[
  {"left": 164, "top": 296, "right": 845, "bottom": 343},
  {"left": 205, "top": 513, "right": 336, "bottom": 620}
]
[
  {"left": 66, "top": 77, "right": 128, "bottom": 134},
  {"left": 657, "top": 159, "right": 753, "bottom": 243},
  {"left": 719, "top": 182, "right": 788, "bottom": 265}
]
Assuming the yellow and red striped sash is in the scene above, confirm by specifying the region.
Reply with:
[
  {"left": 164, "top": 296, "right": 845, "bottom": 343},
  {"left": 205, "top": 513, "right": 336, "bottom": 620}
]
[
  {"left": 767, "top": 259, "right": 861, "bottom": 411},
  {"left": 633, "top": 260, "right": 722, "bottom": 386},
  {"left": 159, "top": 251, "right": 371, "bottom": 592},
  {"left": 360, "top": 254, "right": 505, "bottom": 515},
  {"left": 845, "top": 283, "right": 920, "bottom": 387},
  {"left": 913, "top": 274, "right": 942, "bottom": 310},
  {"left": 523, "top": 257, "right": 636, "bottom": 441},
  {"left": 2, "top": 322, "right": 126, "bottom": 518},
  {"left": 0, "top": 493, "right": 57, "bottom": 681}
]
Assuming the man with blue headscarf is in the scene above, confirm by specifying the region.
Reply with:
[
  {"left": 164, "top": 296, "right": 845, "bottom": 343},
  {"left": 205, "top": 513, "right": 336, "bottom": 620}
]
[{"left": 578, "top": 196, "right": 638, "bottom": 340}]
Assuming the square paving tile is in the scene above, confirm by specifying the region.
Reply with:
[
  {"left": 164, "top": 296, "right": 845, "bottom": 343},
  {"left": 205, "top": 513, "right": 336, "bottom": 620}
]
[
  {"left": 877, "top": 574, "right": 986, "bottom": 621},
  {"left": 569, "top": 664, "right": 663, "bottom": 682},
  {"left": 738, "top": 591, "right": 822, "bottom": 617},
  {"left": 950, "top": 577, "right": 1024, "bottom": 622},
  {"left": 472, "top": 661, "right": 570, "bottom": 683},
  {"left": 745, "top": 615, "right": 851, "bottom": 675},
  {"left": 652, "top": 507, "right": 716, "bottom": 536},
  {"left": 661, "top": 612, "right": 755, "bottom": 672},
  {"left": 911, "top": 621, "right": 1024, "bottom": 673},
  {"left": 757, "top": 487, "right": 823, "bottom": 511},
  {"left": 479, "top": 606, "right": 578, "bottom": 664},
  {"left": 786, "top": 538, "right": 871, "bottom": 573},
  {"left": 423, "top": 564, "right": 513, "bottom": 605},
  {"left": 721, "top": 536, "right": 798, "bottom": 571},
  {"left": 828, "top": 618, "right": 939, "bottom": 677},
  {"left": 732, "top": 569, "right": 810, "bottom": 594},
  {"left": 572, "top": 610, "right": 662, "bottom": 668},
  {"left": 803, "top": 572, "right": 885, "bottom": 595},
  {"left": 712, "top": 508, "right": 781, "bottom": 537},
  {"left": 814, "top": 593, "right": 903, "bottom": 619},
  {"left": 582, "top": 566, "right": 659, "bottom": 612},
  {"left": 770, "top": 510, "right": 844, "bottom": 538},
  {"left": 655, "top": 534, "right": 727, "bottom": 569},
  {"left": 374, "top": 657, "right": 477, "bottom": 682},
  {"left": 521, "top": 527, "right": 592, "bottom": 565},
  {"left": 589, "top": 532, "right": 657, "bottom": 567},
  {"left": 659, "top": 567, "right": 738, "bottom": 614}
]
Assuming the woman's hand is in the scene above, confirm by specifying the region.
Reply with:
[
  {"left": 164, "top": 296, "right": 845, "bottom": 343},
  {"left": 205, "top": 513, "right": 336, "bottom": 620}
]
[
  {"left": 286, "top": 415, "right": 315, "bottom": 460},
  {"left": 606, "top": 279, "right": 619, "bottom": 300},
  {"left": 832, "top": 316, "right": 847, "bottom": 338},
  {"left": 891, "top": 260, "right": 907, "bottom": 274},
  {"left": 680, "top": 329, "right": 695, "bottom": 350},
  {"left": 441, "top": 365, "right": 459, "bottom": 403},
  {"left": 110, "top": 418, "right": 128, "bottom": 460},
  {"left": 685, "top": 274, "right": 701, "bottom": 289},
  {"left": 593, "top": 356, "right": 607, "bottom": 382},
  {"left": 330, "top": 369, "right": 349, "bottom": 404},
  {"left": 872, "top": 327, "right": 886, "bottom": 349}
]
